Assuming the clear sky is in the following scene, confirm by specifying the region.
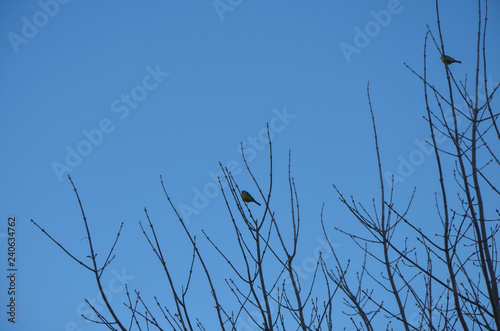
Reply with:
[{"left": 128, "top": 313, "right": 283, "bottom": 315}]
[{"left": 1, "top": 1, "right": 499, "bottom": 330}]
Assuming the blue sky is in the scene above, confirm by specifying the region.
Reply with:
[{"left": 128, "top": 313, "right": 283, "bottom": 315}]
[{"left": 1, "top": 0, "right": 499, "bottom": 330}]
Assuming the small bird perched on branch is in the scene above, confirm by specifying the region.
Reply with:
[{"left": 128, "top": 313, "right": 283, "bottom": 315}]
[
  {"left": 441, "top": 55, "right": 461, "bottom": 65},
  {"left": 241, "top": 191, "right": 261, "bottom": 206}
]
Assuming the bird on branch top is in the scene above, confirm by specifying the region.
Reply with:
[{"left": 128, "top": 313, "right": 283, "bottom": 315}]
[
  {"left": 441, "top": 55, "right": 461, "bottom": 65},
  {"left": 241, "top": 191, "right": 261, "bottom": 206}
]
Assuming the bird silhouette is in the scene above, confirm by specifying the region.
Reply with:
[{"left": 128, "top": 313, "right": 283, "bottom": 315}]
[{"left": 241, "top": 191, "right": 261, "bottom": 206}]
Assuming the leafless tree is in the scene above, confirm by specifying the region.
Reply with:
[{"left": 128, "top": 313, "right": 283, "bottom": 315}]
[
  {"left": 322, "top": 0, "right": 499, "bottom": 329},
  {"left": 31, "top": 0, "right": 498, "bottom": 330}
]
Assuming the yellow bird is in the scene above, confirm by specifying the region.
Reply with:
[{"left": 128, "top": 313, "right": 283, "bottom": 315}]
[
  {"left": 241, "top": 190, "right": 261, "bottom": 206},
  {"left": 441, "top": 55, "right": 461, "bottom": 65}
]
